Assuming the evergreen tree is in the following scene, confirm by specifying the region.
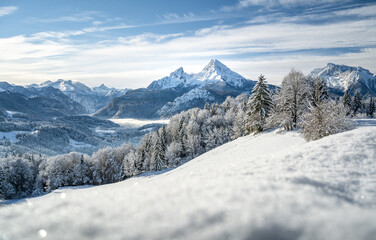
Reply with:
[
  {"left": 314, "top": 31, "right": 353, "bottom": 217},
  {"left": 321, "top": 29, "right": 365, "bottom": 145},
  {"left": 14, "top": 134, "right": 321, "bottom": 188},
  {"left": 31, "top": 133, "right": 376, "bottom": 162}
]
[
  {"left": 368, "top": 97, "right": 375, "bottom": 117},
  {"left": 352, "top": 90, "right": 362, "bottom": 116},
  {"left": 312, "top": 77, "right": 328, "bottom": 107},
  {"left": 160, "top": 125, "right": 167, "bottom": 153},
  {"left": 246, "top": 74, "right": 273, "bottom": 133},
  {"left": 178, "top": 118, "right": 187, "bottom": 158},
  {"left": 210, "top": 103, "right": 218, "bottom": 116},
  {"left": 342, "top": 89, "right": 352, "bottom": 115},
  {"left": 151, "top": 133, "right": 165, "bottom": 171},
  {"left": 361, "top": 98, "right": 366, "bottom": 114}
]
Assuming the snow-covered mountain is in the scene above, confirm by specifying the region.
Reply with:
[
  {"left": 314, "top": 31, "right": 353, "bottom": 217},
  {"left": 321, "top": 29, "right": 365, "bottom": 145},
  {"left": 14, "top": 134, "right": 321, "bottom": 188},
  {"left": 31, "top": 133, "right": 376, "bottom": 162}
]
[
  {"left": 148, "top": 59, "right": 251, "bottom": 90},
  {"left": 0, "top": 86, "right": 86, "bottom": 119},
  {"left": 194, "top": 59, "right": 250, "bottom": 88},
  {"left": 97, "top": 59, "right": 258, "bottom": 119},
  {"left": 2, "top": 123, "right": 376, "bottom": 240},
  {"left": 310, "top": 63, "right": 376, "bottom": 96},
  {"left": 29, "top": 80, "right": 128, "bottom": 113},
  {"left": 147, "top": 67, "right": 201, "bottom": 90},
  {"left": 31, "top": 79, "right": 92, "bottom": 94}
]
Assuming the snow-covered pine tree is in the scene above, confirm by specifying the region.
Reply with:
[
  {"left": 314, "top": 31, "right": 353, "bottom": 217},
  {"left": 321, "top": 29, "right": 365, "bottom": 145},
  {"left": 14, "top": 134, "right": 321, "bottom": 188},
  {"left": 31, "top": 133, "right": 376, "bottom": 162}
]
[
  {"left": 312, "top": 77, "right": 328, "bottom": 107},
  {"left": 160, "top": 125, "right": 167, "bottom": 153},
  {"left": 137, "top": 133, "right": 152, "bottom": 171},
  {"left": 352, "top": 90, "right": 362, "bottom": 116},
  {"left": 368, "top": 97, "right": 375, "bottom": 117},
  {"left": 342, "top": 89, "right": 352, "bottom": 115},
  {"left": 210, "top": 103, "right": 219, "bottom": 116},
  {"left": 246, "top": 74, "right": 273, "bottom": 133},
  {"left": 361, "top": 98, "right": 366, "bottom": 115},
  {"left": 178, "top": 118, "right": 187, "bottom": 158},
  {"left": 151, "top": 132, "right": 165, "bottom": 171}
]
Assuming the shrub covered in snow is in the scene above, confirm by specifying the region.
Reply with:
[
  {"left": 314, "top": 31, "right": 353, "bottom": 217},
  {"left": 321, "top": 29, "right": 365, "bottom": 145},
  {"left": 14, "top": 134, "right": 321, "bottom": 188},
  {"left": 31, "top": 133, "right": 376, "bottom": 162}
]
[{"left": 299, "top": 101, "right": 354, "bottom": 141}]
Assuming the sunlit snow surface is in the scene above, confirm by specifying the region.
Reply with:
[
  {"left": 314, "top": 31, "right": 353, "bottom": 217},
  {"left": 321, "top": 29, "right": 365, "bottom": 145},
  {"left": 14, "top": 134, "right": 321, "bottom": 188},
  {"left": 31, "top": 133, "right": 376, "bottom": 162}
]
[
  {"left": 1, "top": 122, "right": 376, "bottom": 240},
  {"left": 109, "top": 118, "right": 169, "bottom": 127}
]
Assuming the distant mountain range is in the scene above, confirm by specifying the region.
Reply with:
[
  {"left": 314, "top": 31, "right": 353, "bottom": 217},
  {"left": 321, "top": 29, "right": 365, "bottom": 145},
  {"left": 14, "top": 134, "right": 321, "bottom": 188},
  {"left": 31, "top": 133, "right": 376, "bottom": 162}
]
[
  {"left": 28, "top": 79, "right": 127, "bottom": 113},
  {"left": 94, "top": 59, "right": 265, "bottom": 118},
  {"left": 1, "top": 61, "right": 375, "bottom": 120}
]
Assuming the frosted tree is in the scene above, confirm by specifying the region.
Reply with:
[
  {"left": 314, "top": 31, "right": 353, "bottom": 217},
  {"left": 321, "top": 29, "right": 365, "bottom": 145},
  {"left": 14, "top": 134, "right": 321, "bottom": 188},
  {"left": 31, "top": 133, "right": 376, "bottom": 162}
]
[
  {"left": 352, "top": 90, "right": 362, "bottom": 116},
  {"left": 0, "top": 157, "right": 35, "bottom": 199},
  {"left": 267, "top": 69, "right": 311, "bottom": 130},
  {"left": 300, "top": 100, "right": 354, "bottom": 141},
  {"left": 204, "top": 102, "right": 210, "bottom": 110},
  {"left": 232, "top": 94, "right": 248, "bottom": 138},
  {"left": 367, "top": 98, "right": 375, "bottom": 117},
  {"left": 123, "top": 150, "right": 139, "bottom": 178},
  {"left": 246, "top": 74, "right": 273, "bottom": 133},
  {"left": 210, "top": 103, "right": 219, "bottom": 116}
]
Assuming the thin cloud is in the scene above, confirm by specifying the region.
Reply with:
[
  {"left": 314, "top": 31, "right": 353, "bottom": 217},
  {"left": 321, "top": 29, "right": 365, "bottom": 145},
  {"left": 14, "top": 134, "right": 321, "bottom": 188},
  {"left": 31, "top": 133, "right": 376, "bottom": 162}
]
[
  {"left": 160, "top": 11, "right": 229, "bottom": 24},
  {"left": 28, "top": 11, "right": 101, "bottom": 23},
  {"left": 221, "top": 0, "right": 349, "bottom": 12},
  {"left": 0, "top": 6, "right": 18, "bottom": 17}
]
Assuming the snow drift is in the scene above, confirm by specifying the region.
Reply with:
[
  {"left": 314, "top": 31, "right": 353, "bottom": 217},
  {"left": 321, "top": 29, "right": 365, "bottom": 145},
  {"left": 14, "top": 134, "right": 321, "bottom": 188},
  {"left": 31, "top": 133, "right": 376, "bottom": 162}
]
[{"left": 0, "top": 125, "right": 375, "bottom": 240}]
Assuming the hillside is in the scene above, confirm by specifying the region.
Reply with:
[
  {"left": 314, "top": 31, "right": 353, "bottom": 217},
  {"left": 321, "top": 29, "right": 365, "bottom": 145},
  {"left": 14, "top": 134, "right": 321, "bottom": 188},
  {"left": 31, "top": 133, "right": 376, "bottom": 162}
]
[{"left": 1, "top": 122, "right": 375, "bottom": 240}]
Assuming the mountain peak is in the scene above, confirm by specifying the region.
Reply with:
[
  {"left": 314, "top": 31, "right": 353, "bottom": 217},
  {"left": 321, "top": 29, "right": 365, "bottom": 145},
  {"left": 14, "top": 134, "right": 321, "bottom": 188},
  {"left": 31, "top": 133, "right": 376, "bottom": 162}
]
[
  {"left": 170, "top": 67, "right": 185, "bottom": 77},
  {"left": 203, "top": 59, "right": 229, "bottom": 73}
]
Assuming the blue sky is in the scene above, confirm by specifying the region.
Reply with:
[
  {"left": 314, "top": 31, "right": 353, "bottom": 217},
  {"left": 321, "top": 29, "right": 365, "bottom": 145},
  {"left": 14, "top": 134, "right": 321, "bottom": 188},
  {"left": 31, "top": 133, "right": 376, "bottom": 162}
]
[{"left": 0, "top": 0, "right": 376, "bottom": 88}]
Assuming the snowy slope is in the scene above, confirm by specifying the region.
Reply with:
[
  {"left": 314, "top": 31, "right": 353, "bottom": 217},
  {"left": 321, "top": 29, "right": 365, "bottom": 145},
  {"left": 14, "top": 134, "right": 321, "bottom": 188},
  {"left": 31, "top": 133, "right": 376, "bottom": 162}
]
[
  {"left": 310, "top": 63, "right": 376, "bottom": 95},
  {"left": 1, "top": 124, "right": 376, "bottom": 240},
  {"left": 158, "top": 88, "right": 215, "bottom": 116}
]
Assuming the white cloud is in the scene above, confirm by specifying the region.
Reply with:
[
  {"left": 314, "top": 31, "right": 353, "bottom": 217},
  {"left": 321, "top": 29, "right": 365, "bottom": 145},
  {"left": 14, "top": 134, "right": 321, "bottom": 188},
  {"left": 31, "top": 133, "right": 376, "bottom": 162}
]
[
  {"left": 0, "top": 6, "right": 18, "bottom": 17},
  {"left": 161, "top": 11, "right": 225, "bottom": 24},
  {"left": 92, "top": 21, "right": 103, "bottom": 25},
  {"left": 221, "top": 0, "right": 349, "bottom": 12},
  {"left": 1, "top": 5, "right": 376, "bottom": 88}
]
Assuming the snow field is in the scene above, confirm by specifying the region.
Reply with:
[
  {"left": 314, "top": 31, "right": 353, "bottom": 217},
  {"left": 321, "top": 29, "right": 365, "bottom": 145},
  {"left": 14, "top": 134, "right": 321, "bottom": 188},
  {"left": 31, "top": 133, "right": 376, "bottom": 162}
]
[{"left": 0, "top": 126, "right": 376, "bottom": 240}]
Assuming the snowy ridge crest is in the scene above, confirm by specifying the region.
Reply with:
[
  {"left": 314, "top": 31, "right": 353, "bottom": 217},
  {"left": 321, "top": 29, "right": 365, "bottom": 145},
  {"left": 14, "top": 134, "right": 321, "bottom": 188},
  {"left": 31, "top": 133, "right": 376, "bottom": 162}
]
[
  {"left": 310, "top": 63, "right": 376, "bottom": 95},
  {"left": 148, "top": 67, "right": 200, "bottom": 90}
]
